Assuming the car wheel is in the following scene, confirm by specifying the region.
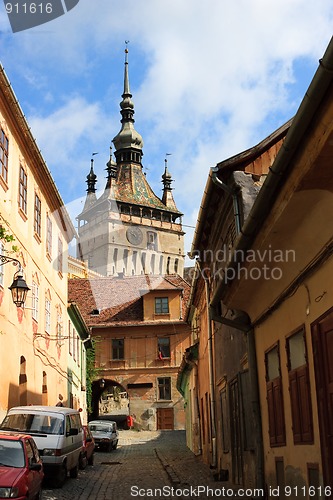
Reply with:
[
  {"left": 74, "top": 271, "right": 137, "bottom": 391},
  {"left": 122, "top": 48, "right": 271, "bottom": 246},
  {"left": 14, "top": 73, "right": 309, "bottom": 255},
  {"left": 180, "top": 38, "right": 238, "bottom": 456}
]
[
  {"left": 87, "top": 452, "right": 94, "bottom": 466},
  {"left": 53, "top": 464, "right": 67, "bottom": 488},
  {"left": 79, "top": 452, "right": 87, "bottom": 470},
  {"left": 112, "top": 440, "right": 118, "bottom": 450},
  {"left": 69, "top": 462, "right": 79, "bottom": 478},
  {"left": 35, "top": 488, "right": 43, "bottom": 500},
  {"left": 107, "top": 441, "right": 113, "bottom": 452}
]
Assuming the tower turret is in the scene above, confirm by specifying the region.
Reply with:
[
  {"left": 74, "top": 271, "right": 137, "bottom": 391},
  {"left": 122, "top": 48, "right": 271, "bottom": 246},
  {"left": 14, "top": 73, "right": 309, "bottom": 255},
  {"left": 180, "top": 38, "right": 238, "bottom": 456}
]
[
  {"left": 112, "top": 46, "right": 143, "bottom": 165},
  {"left": 82, "top": 158, "right": 97, "bottom": 211}
]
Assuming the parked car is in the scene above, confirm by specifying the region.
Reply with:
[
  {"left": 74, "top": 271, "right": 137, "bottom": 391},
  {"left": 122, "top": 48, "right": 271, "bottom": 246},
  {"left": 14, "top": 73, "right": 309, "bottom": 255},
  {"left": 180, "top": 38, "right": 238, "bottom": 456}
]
[
  {"left": 0, "top": 405, "right": 83, "bottom": 488},
  {"left": 88, "top": 420, "right": 118, "bottom": 452},
  {"left": 79, "top": 425, "right": 95, "bottom": 469},
  {"left": 0, "top": 431, "right": 43, "bottom": 500}
]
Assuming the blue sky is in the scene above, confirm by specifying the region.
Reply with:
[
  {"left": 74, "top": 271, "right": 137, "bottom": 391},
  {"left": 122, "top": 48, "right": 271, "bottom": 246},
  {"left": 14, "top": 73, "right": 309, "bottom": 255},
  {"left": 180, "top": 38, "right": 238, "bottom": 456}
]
[{"left": 0, "top": 0, "right": 333, "bottom": 258}]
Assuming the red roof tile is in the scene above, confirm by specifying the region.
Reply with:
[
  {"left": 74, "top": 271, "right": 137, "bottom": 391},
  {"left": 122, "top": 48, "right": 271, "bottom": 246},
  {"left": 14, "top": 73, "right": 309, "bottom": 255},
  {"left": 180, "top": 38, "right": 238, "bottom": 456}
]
[{"left": 68, "top": 274, "right": 190, "bottom": 327}]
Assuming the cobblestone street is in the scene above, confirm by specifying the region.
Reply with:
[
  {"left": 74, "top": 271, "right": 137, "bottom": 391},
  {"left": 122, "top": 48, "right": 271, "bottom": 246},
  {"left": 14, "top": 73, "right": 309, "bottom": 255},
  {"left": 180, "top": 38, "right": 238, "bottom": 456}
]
[{"left": 42, "top": 430, "right": 238, "bottom": 500}]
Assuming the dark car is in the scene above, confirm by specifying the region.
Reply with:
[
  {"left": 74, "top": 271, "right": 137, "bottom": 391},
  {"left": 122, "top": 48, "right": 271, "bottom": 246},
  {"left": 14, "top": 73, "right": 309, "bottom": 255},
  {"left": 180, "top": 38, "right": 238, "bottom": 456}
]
[
  {"left": 79, "top": 425, "right": 95, "bottom": 469},
  {"left": 0, "top": 431, "right": 43, "bottom": 500},
  {"left": 88, "top": 420, "right": 119, "bottom": 452}
]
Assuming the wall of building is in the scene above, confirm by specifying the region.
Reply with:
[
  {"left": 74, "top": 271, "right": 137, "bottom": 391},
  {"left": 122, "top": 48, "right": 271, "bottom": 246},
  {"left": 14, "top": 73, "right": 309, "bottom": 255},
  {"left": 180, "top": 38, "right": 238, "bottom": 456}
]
[
  {"left": 254, "top": 255, "right": 333, "bottom": 492},
  {"left": 0, "top": 67, "right": 75, "bottom": 421},
  {"left": 78, "top": 208, "right": 184, "bottom": 278},
  {"left": 92, "top": 321, "right": 190, "bottom": 430}
]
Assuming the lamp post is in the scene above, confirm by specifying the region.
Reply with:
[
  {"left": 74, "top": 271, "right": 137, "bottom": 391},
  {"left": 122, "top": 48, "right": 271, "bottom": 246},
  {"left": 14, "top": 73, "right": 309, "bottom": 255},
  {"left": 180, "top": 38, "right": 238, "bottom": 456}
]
[{"left": 0, "top": 255, "right": 30, "bottom": 307}]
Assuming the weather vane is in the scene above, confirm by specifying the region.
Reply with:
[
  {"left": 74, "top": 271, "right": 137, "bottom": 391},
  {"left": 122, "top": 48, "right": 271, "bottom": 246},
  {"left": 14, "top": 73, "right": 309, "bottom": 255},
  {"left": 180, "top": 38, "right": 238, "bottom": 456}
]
[{"left": 165, "top": 153, "right": 172, "bottom": 166}]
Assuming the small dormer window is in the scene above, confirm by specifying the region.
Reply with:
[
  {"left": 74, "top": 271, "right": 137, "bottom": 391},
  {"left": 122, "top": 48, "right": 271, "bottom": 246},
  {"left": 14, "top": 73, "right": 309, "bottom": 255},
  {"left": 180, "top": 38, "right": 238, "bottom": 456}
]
[
  {"left": 91, "top": 309, "right": 100, "bottom": 315},
  {"left": 155, "top": 297, "right": 169, "bottom": 314}
]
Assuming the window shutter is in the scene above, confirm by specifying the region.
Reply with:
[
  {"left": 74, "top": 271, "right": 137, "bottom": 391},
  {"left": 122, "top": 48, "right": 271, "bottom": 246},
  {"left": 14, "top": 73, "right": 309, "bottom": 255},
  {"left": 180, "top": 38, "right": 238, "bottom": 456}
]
[
  {"left": 273, "top": 378, "right": 286, "bottom": 445},
  {"left": 298, "top": 365, "right": 314, "bottom": 443},
  {"left": 267, "top": 380, "right": 276, "bottom": 446},
  {"left": 289, "top": 369, "right": 302, "bottom": 443}
]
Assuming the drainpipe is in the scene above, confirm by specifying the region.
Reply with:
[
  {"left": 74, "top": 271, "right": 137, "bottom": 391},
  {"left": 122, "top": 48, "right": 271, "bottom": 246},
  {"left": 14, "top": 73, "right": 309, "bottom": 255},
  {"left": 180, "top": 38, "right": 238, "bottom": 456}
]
[
  {"left": 209, "top": 308, "right": 264, "bottom": 494},
  {"left": 211, "top": 166, "right": 241, "bottom": 235},
  {"left": 186, "top": 356, "right": 202, "bottom": 455},
  {"left": 198, "top": 262, "right": 217, "bottom": 469}
]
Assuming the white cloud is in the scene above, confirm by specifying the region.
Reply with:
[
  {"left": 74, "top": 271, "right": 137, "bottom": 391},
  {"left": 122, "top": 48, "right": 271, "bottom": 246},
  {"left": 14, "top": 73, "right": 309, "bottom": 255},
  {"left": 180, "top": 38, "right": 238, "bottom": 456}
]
[{"left": 1, "top": 0, "right": 333, "bottom": 255}]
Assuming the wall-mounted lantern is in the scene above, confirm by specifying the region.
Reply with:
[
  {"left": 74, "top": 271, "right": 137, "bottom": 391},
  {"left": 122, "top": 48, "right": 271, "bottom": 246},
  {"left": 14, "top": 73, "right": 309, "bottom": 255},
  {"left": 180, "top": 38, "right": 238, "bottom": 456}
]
[{"left": 0, "top": 255, "right": 30, "bottom": 307}]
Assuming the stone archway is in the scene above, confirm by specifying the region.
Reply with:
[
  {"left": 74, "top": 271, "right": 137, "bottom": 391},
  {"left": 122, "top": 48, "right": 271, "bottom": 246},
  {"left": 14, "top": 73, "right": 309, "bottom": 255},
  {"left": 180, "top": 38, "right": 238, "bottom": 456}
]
[{"left": 90, "top": 378, "right": 129, "bottom": 427}]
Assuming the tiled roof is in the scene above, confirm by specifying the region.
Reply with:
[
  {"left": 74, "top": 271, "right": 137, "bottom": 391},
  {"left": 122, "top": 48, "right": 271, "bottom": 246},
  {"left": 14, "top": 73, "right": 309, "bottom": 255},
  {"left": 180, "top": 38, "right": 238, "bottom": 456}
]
[
  {"left": 68, "top": 274, "right": 190, "bottom": 327},
  {"left": 115, "top": 164, "right": 169, "bottom": 210}
]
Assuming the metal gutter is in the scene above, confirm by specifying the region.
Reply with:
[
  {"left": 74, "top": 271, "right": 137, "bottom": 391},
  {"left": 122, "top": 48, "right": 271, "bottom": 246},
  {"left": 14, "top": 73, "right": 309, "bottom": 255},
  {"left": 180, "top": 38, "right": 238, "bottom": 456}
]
[{"left": 211, "top": 36, "right": 333, "bottom": 308}]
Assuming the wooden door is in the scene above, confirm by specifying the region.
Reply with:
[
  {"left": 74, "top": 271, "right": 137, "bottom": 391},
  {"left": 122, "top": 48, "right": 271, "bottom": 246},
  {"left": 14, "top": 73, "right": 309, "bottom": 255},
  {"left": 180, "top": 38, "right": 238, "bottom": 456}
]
[
  {"left": 312, "top": 308, "right": 333, "bottom": 487},
  {"left": 157, "top": 408, "right": 174, "bottom": 430}
]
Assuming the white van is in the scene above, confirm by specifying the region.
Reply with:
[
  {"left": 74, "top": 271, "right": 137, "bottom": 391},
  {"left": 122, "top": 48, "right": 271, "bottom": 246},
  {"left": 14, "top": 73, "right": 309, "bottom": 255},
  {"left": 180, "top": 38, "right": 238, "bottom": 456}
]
[{"left": 0, "top": 405, "right": 83, "bottom": 487}]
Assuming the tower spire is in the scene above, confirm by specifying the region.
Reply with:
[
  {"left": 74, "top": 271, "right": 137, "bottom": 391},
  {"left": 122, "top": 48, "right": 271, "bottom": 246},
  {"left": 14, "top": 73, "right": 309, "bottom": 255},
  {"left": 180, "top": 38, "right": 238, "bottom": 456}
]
[
  {"left": 124, "top": 40, "right": 130, "bottom": 96},
  {"left": 162, "top": 155, "right": 179, "bottom": 212},
  {"left": 86, "top": 158, "right": 97, "bottom": 193},
  {"left": 112, "top": 42, "right": 143, "bottom": 163},
  {"left": 82, "top": 158, "right": 98, "bottom": 211}
]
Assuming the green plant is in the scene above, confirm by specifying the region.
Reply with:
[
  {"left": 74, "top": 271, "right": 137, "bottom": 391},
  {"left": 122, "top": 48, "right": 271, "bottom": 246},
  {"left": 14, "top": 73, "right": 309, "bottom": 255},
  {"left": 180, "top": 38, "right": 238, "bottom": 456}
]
[
  {"left": 0, "top": 224, "right": 18, "bottom": 253},
  {"left": 86, "top": 337, "right": 101, "bottom": 414}
]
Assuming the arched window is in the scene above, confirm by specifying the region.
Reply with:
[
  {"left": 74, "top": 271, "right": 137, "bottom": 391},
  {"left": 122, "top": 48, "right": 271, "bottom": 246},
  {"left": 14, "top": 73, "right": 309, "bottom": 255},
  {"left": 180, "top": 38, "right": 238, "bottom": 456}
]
[{"left": 166, "top": 256, "right": 171, "bottom": 275}]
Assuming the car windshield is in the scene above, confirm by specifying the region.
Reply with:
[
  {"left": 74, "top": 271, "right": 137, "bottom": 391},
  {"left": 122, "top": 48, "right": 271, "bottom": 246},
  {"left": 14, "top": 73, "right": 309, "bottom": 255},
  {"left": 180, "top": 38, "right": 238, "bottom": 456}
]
[
  {"left": 89, "top": 424, "right": 112, "bottom": 432},
  {"left": 0, "top": 439, "right": 25, "bottom": 468},
  {"left": 1, "top": 413, "right": 64, "bottom": 435}
]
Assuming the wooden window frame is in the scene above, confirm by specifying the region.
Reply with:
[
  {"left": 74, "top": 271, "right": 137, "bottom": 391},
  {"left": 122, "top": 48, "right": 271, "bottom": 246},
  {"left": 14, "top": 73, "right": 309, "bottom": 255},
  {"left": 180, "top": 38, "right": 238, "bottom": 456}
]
[
  {"left": 34, "top": 193, "right": 41, "bottom": 239},
  {"left": 112, "top": 338, "right": 124, "bottom": 360},
  {"left": 157, "top": 377, "right": 171, "bottom": 400},
  {"left": 0, "top": 128, "right": 9, "bottom": 185},
  {"left": 19, "top": 165, "right": 27, "bottom": 215},
  {"left": 57, "top": 237, "right": 63, "bottom": 275},
  {"left": 155, "top": 297, "right": 169, "bottom": 314},
  {"left": 31, "top": 281, "right": 39, "bottom": 322},
  {"left": 46, "top": 214, "right": 52, "bottom": 258},
  {"left": 286, "top": 327, "right": 314, "bottom": 444},
  {"left": 158, "top": 337, "right": 170, "bottom": 359},
  {"left": 265, "top": 342, "right": 286, "bottom": 447}
]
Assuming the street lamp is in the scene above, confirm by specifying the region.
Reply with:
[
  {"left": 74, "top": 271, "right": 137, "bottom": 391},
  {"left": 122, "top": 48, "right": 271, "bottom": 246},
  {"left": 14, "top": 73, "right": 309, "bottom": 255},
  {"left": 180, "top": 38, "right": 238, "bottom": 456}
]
[{"left": 0, "top": 255, "right": 30, "bottom": 307}]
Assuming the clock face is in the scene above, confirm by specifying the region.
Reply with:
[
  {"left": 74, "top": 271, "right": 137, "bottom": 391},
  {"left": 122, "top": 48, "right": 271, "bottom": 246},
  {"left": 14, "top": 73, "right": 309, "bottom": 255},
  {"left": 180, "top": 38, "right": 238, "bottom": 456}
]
[{"left": 126, "top": 226, "right": 143, "bottom": 245}]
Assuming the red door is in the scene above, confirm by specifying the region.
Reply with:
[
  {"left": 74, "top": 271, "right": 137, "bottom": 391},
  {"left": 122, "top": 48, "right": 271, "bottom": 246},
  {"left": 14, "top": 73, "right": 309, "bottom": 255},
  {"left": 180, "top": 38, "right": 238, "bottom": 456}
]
[{"left": 312, "top": 308, "right": 333, "bottom": 487}]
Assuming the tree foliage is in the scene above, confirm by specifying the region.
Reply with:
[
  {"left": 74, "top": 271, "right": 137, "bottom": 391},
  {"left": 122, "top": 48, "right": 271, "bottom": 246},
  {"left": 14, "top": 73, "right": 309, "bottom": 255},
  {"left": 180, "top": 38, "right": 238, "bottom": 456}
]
[
  {"left": 86, "top": 337, "right": 101, "bottom": 414},
  {"left": 0, "top": 224, "right": 18, "bottom": 252}
]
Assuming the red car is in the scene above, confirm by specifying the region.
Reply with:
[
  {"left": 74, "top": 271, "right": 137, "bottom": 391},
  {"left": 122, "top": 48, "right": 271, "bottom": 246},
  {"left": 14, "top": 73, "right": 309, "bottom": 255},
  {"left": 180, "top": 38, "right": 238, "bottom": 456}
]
[
  {"left": 79, "top": 425, "right": 95, "bottom": 469},
  {"left": 0, "top": 431, "right": 43, "bottom": 500}
]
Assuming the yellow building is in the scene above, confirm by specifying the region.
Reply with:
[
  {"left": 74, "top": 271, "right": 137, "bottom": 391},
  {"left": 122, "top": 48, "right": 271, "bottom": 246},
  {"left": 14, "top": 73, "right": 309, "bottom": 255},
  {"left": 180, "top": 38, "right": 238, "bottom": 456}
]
[{"left": 0, "top": 64, "right": 76, "bottom": 420}]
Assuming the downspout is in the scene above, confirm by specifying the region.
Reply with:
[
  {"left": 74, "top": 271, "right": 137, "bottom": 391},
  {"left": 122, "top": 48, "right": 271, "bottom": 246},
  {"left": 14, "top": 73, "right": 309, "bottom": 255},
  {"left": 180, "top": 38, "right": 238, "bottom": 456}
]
[
  {"left": 211, "top": 166, "right": 241, "bottom": 235},
  {"left": 209, "top": 307, "right": 264, "bottom": 495},
  {"left": 198, "top": 262, "right": 217, "bottom": 469},
  {"left": 186, "top": 357, "right": 202, "bottom": 455}
]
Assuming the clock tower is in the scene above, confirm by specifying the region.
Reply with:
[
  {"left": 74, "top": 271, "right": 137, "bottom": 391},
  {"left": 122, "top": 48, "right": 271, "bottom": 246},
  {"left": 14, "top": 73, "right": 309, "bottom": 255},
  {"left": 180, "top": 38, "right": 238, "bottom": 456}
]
[{"left": 76, "top": 48, "right": 185, "bottom": 277}]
